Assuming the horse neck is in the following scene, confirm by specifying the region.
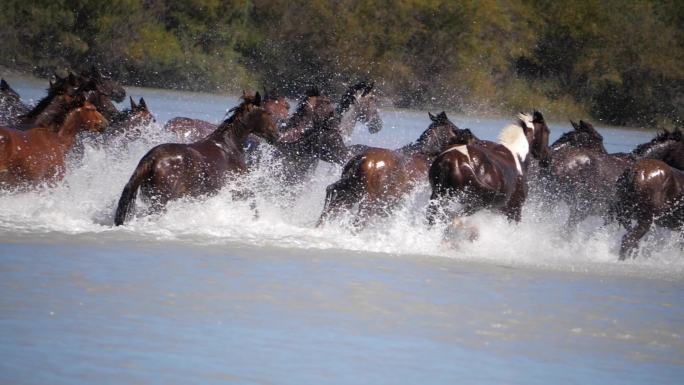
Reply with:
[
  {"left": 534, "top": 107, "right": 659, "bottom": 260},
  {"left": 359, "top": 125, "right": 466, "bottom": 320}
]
[
  {"left": 55, "top": 111, "right": 86, "bottom": 146},
  {"left": 214, "top": 119, "right": 250, "bottom": 149},
  {"left": 24, "top": 91, "right": 59, "bottom": 121}
]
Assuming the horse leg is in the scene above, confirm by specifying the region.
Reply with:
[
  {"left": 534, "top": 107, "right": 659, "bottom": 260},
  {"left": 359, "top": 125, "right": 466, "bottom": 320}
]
[
  {"left": 619, "top": 218, "right": 652, "bottom": 260},
  {"left": 317, "top": 180, "right": 360, "bottom": 226},
  {"left": 426, "top": 189, "right": 453, "bottom": 227},
  {"left": 503, "top": 185, "right": 525, "bottom": 223}
]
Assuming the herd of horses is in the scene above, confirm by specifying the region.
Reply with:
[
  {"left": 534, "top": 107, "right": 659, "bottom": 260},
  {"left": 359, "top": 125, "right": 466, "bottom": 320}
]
[{"left": 0, "top": 70, "right": 682, "bottom": 260}]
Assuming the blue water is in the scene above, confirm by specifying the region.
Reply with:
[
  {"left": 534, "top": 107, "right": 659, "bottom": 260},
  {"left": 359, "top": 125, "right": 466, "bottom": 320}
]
[{"left": 0, "top": 75, "right": 682, "bottom": 384}]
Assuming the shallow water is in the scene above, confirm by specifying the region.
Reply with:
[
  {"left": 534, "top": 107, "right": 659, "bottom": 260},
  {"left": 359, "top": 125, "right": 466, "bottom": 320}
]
[{"left": 0, "top": 75, "right": 682, "bottom": 384}]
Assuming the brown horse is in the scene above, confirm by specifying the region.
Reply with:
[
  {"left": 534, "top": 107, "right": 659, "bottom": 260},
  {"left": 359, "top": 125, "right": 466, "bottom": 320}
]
[
  {"left": 545, "top": 127, "right": 683, "bottom": 228},
  {"left": 317, "top": 112, "right": 475, "bottom": 228},
  {"left": 0, "top": 98, "right": 108, "bottom": 188},
  {"left": 426, "top": 111, "right": 550, "bottom": 233},
  {"left": 76, "top": 67, "right": 127, "bottom": 121},
  {"left": 114, "top": 93, "right": 278, "bottom": 225},
  {"left": 0, "top": 79, "right": 30, "bottom": 127},
  {"left": 164, "top": 90, "right": 290, "bottom": 142},
  {"left": 612, "top": 159, "right": 683, "bottom": 259}
]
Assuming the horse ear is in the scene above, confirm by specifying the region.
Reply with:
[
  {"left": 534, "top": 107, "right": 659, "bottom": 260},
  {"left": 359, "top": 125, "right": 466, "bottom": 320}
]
[
  {"left": 533, "top": 110, "right": 544, "bottom": 123},
  {"left": 67, "top": 73, "right": 78, "bottom": 85},
  {"left": 253, "top": 91, "right": 262, "bottom": 106},
  {"left": 428, "top": 112, "right": 436, "bottom": 122},
  {"left": 139, "top": 97, "right": 148, "bottom": 110},
  {"left": 570, "top": 120, "right": 579, "bottom": 130},
  {"left": 0, "top": 79, "right": 8, "bottom": 90},
  {"left": 437, "top": 111, "right": 448, "bottom": 122},
  {"left": 129, "top": 96, "right": 137, "bottom": 110}
]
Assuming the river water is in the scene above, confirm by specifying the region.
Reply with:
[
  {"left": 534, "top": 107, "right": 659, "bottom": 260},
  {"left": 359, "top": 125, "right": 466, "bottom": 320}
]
[{"left": 0, "top": 76, "right": 682, "bottom": 384}]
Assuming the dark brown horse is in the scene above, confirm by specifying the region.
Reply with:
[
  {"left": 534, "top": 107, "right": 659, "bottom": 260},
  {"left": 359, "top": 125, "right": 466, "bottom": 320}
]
[
  {"left": 105, "top": 97, "right": 156, "bottom": 139},
  {"left": 10, "top": 68, "right": 124, "bottom": 130},
  {"left": 0, "top": 98, "right": 108, "bottom": 188},
  {"left": 75, "top": 67, "right": 126, "bottom": 122},
  {"left": 272, "top": 89, "right": 346, "bottom": 183},
  {"left": 612, "top": 159, "right": 683, "bottom": 259},
  {"left": 11, "top": 73, "right": 81, "bottom": 129},
  {"left": 0, "top": 79, "right": 30, "bottom": 127},
  {"left": 335, "top": 81, "right": 382, "bottom": 139},
  {"left": 114, "top": 93, "right": 278, "bottom": 225},
  {"left": 317, "top": 112, "right": 475, "bottom": 228},
  {"left": 545, "top": 127, "right": 683, "bottom": 228},
  {"left": 426, "top": 111, "right": 550, "bottom": 234},
  {"left": 164, "top": 90, "right": 290, "bottom": 142}
]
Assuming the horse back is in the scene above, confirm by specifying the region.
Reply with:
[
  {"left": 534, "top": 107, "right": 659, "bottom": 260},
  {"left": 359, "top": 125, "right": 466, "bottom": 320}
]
[{"left": 164, "top": 117, "right": 216, "bottom": 142}]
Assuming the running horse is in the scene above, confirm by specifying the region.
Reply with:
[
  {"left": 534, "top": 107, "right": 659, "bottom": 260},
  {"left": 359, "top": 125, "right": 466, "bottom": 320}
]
[
  {"left": 317, "top": 111, "right": 475, "bottom": 228},
  {"left": 106, "top": 97, "right": 156, "bottom": 139},
  {"left": 76, "top": 66, "right": 127, "bottom": 121},
  {"left": 544, "top": 127, "right": 684, "bottom": 228},
  {"left": 426, "top": 111, "right": 550, "bottom": 237},
  {"left": 0, "top": 95, "right": 108, "bottom": 188},
  {"left": 612, "top": 158, "right": 683, "bottom": 259},
  {"left": 114, "top": 93, "right": 278, "bottom": 225},
  {"left": 273, "top": 83, "right": 384, "bottom": 184},
  {"left": 335, "top": 81, "right": 382, "bottom": 139}
]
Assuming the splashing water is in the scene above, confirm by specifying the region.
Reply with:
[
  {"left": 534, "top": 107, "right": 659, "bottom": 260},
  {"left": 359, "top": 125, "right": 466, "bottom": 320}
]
[{"left": 0, "top": 81, "right": 680, "bottom": 280}]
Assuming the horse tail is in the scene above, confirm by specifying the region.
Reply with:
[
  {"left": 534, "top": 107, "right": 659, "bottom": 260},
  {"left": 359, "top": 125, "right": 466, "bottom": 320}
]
[{"left": 114, "top": 153, "right": 155, "bottom": 226}]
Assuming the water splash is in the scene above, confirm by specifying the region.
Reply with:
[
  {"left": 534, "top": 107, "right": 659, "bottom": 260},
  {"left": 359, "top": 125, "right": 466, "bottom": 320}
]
[{"left": 0, "top": 119, "right": 681, "bottom": 279}]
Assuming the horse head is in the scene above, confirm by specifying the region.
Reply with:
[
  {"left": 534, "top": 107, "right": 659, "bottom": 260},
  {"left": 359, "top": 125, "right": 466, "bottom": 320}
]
[
  {"left": 529, "top": 110, "right": 550, "bottom": 161},
  {"left": 632, "top": 128, "right": 684, "bottom": 169},
  {"left": 337, "top": 81, "right": 383, "bottom": 134},
  {"left": 261, "top": 89, "right": 290, "bottom": 128},
  {"left": 418, "top": 111, "right": 461, "bottom": 156},
  {"left": 60, "top": 93, "right": 108, "bottom": 135},
  {"left": 127, "top": 96, "right": 155, "bottom": 126},
  {"left": 80, "top": 66, "right": 126, "bottom": 102},
  {"left": 551, "top": 119, "right": 606, "bottom": 153},
  {"left": 228, "top": 92, "right": 279, "bottom": 145}
]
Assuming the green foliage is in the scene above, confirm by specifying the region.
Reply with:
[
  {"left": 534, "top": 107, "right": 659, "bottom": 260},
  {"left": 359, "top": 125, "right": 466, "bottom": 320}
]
[{"left": 0, "top": 0, "right": 682, "bottom": 127}]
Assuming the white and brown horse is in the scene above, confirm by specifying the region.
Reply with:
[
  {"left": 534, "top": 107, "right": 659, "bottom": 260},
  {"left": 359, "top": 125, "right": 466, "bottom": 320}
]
[{"left": 426, "top": 111, "right": 550, "bottom": 239}]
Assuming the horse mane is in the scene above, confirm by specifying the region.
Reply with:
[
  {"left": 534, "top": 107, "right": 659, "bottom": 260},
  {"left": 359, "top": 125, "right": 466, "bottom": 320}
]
[
  {"left": 216, "top": 98, "right": 254, "bottom": 133},
  {"left": 497, "top": 113, "right": 534, "bottom": 173},
  {"left": 22, "top": 87, "right": 62, "bottom": 120},
  {"left": 632, "top": 129, "right": 683, "bottom": 155}
]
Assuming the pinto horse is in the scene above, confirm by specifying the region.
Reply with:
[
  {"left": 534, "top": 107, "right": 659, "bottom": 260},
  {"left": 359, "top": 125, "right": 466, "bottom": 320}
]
[
  {"left": 426, "top": 112, "right": 550, "bottom": 232},
  {"left": 0, "top": 79, "right": 30, "bottom": 127},
  {"left": 114, "top": 93, "right": 278, "bottom": 225},
  {"left": 612, "top": 159, "right": 683, "bottom": 259},
  {"left": 545, "top": 127, "right": 683, "bottom": 228},
  {"left": 0, "top": 98, "right": 108, "bottom": 188},
  {"left": 317, "top": 111, "right": 474, "bottom": 228},
  {"left": 164, "top": 90, "right": 289, "bottom": 142}
]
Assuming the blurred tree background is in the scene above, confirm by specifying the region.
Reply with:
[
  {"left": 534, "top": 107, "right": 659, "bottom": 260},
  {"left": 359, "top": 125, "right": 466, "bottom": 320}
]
[{"left": 0, "top": 0, "right": 682, "bottom": 127}]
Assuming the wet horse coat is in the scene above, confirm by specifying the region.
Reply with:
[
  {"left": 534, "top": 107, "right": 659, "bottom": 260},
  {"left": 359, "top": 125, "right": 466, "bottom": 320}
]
[
  {"left": 317, "top": 112, "right": 475, "bottom": 227},
  {"left": 427, "top": 112, "right": 550, "bottom": 227},
  {"left": 114, "top": 93, "right": 278, "bottom": 225}
]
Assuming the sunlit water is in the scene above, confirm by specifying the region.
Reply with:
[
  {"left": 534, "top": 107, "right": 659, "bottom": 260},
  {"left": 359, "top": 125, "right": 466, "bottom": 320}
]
[{"left": 0, "top": 75, "right": 682, "bottom": 384}]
